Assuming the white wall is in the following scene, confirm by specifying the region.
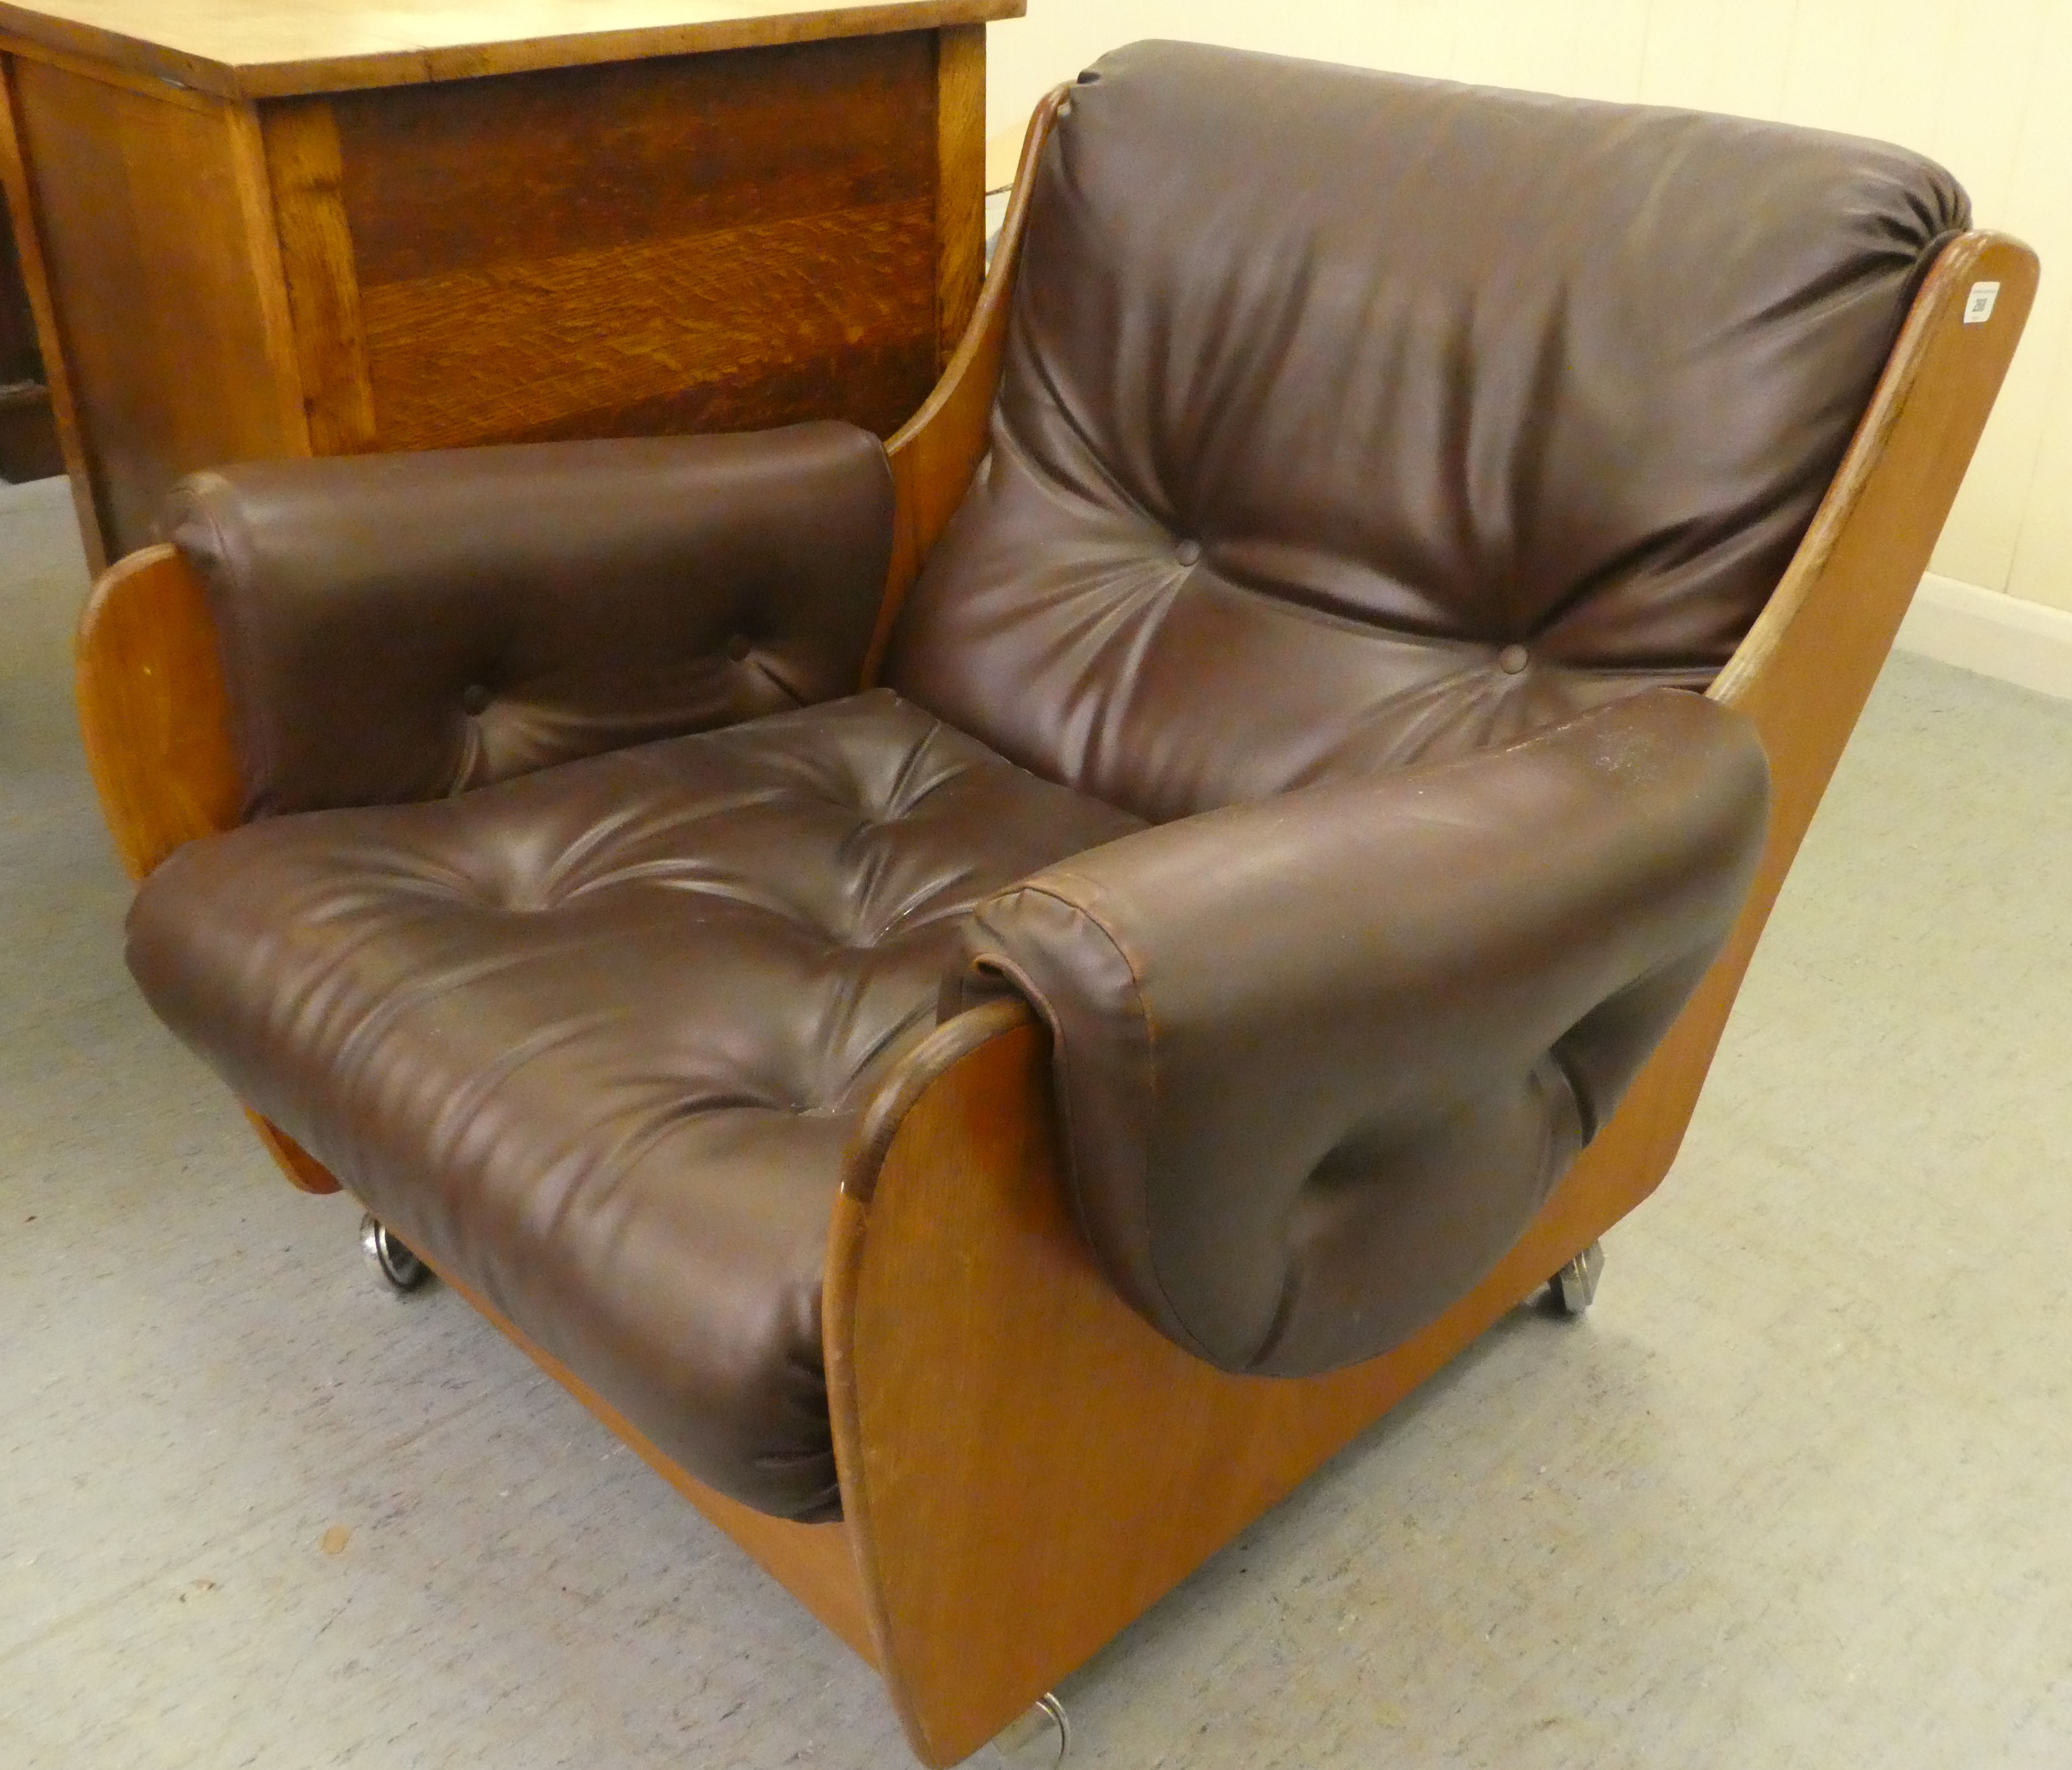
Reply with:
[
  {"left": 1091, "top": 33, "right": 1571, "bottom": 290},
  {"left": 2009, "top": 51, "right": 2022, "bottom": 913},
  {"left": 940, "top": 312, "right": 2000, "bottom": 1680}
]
[{"left": 985, "top": 0, "right": 2072, "bottom": 624}]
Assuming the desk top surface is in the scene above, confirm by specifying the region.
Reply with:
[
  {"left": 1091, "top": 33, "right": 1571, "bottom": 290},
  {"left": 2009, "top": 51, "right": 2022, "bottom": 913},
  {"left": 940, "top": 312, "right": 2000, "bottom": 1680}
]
[{"left": 0, "top": 0, "right": 1021, "bottom": 98}]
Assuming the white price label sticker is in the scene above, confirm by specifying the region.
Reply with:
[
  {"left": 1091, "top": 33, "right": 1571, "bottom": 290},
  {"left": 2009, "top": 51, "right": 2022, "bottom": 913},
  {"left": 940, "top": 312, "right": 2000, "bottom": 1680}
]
[{"left": 1964, "top": 282, "right": 2001, "bottom": 325}]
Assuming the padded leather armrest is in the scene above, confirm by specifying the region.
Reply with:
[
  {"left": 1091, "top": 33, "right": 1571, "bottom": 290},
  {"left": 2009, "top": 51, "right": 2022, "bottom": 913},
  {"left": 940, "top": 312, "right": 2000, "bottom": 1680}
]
[
  {"left": 960, "top": 689, "right": 1770, "bottom": 1377},
  {"left": 165, "top": 423, "right": 893, "bottom": 818}
]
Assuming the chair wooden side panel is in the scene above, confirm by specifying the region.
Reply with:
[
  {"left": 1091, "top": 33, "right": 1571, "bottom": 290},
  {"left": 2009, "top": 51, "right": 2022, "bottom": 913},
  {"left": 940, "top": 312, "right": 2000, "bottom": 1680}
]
[
  {"left": 827, "top": 231, "right": 2040, "bottom": 1767},
  {"left": 245, "top": 1112, "right": 344, "bottom": 1196},
  {"left": 427, "top": 1251, "right": 880, "bottom": 1670},
  {"left": 1713, "top": 232, "right": 2038, "bottom": 856},
  {"left": 829, "top": 1014, "right": 1717, "bottom": 1767},
  {"left": 862, "top": 85, "right": 1063, "bottom": 682},
  {"left": 218, "top": 1119, "right": 886, "bottom": 1664},
  {"left": 75, "top": 542, "right": 243, "bottom": 882}
]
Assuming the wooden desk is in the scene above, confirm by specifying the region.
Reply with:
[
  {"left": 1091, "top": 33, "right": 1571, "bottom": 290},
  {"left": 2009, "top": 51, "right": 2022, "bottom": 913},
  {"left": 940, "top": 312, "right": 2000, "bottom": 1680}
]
[{"left": 0, "top": 1, "right": 1022, "bottom": 568}]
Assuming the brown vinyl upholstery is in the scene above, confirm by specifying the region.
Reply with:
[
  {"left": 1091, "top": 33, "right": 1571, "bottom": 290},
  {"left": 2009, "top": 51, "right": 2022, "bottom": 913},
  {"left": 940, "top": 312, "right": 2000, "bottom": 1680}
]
[
  {"left": 122, "top": 42, "right": 1966, "bottom": 1515},
  {"left": 167, "top": 423, "right": 894, "bottom": 819},
  {"left": 958, "top": 691, "right": 1767, "bottom": 1375},
  {"left": 131, "top": 690, "right": 1142, "bottom": 1519},
  {"left": 891, "top": 44, "right": 1965, "bottom": 820}
]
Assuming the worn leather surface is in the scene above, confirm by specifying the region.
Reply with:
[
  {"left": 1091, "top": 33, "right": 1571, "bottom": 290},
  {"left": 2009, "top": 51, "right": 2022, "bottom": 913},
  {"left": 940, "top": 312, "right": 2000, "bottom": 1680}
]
[
  {"left": 888, "top": 41, "right": 1966, "bottom": 823},
  {"left": 127, "top": 692, "right": 1143, "bottom": 1518},
  {"left": 166, "top": 423, "right": 892, "bottom": 820},
  {"left": 962, "top": 690, "right": 1769, "bottom": 1374}
]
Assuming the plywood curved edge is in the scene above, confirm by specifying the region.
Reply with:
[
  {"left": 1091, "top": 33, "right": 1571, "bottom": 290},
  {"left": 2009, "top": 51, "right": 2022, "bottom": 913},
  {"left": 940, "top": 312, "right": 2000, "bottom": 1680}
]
[
  {"left": 862, "top": 83, "right": 1064, "bottom": 683},
  {"left": 75, "top": 540, "right": 244, "bottom": 881},
  {"left": 1713, "top": 231, "right": 2038, "bottom": 851},
  {"left": 824, "top": 229, "right": 2041, "bottom": 1767}
]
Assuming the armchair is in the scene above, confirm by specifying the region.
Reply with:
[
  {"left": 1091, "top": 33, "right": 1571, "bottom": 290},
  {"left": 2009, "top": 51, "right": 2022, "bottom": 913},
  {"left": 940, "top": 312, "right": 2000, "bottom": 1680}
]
[{"left": 77, "top": 42, "right": 2035, "bottom": 1766}]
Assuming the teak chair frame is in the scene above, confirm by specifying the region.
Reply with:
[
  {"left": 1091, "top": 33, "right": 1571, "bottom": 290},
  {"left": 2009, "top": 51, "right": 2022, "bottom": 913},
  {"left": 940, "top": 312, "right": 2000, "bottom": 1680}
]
[{"left": 74, "top": 92, "right": 2037, "bottom": 1768}]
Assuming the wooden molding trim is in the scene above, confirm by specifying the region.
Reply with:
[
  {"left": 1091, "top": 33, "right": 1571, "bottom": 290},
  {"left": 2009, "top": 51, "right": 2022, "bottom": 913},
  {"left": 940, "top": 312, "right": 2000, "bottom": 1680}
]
[
  {"left": 0, "top": 31, "right": 225, "bottom": 112},
  {"left": 1897, "top": 570, "right": 2072, "bottom": 701}
]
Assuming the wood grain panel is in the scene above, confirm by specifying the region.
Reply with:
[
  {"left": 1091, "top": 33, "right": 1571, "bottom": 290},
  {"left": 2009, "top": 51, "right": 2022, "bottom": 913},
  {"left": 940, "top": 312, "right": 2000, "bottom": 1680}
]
[
  {"left": 865, "top": 83, "right": 1060, "bottom": 679},
  {"left": 246, "top": 1112, "right": 342, "bottom": 1195},
  {"left": 0, "top": 51, "right": 109, "bottom": 559},
  {"left": 419, "top": 1240, "right": 880, "bottom": 1670},
  {"left": 229, "top": 1112, "right": 881, "bottom": 1665},
  {"left": 0, "top": 82, "right": 62, "bottom": 482},
  {"left": 829, "top": 1003, "right": 1746, "bottom": 1767},
  {"left": 73, "top": 543, "right": 242, "bottom": 880},
  {"left": 259, "top": 96, "right": 376, "bottom": 452},
  {"left": 332, "top": 34, "right": 935, "bottom": 288},
  {"left": 931, "top": 23, "right": 983, "bottom": 368},
  {"left": 359, "top": 197, "right": 937, "bottom": 449},
  {"left": 9, "top": 56, "right": 305, "bottom": 558}
]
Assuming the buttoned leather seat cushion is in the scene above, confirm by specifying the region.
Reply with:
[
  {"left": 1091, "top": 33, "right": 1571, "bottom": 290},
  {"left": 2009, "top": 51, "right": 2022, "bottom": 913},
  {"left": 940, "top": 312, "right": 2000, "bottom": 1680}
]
[{"left": 127, "top": 690, "right": 1144, "bottom": 1520}]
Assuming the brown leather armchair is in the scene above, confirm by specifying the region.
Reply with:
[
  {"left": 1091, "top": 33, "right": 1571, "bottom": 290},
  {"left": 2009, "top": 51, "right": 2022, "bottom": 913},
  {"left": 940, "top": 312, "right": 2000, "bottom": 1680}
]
[{"left": 76, "top": 43, "right": 2034, "bottom": 1767}]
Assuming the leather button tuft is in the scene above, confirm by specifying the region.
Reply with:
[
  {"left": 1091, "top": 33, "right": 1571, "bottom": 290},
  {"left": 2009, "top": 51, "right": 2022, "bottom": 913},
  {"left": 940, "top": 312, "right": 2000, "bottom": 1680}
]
[
  {"left": 460, "top": 684, "right": 492, "bottom": 715},
  {"left": 1497, "top": 644, "right": 1530, "bottom": 675},
  {"left": 725, "top": 633, "right": 753, "bottom": 661},
  {"left": 1174, "top": 539, "right": 1203, "bottom": 567}
]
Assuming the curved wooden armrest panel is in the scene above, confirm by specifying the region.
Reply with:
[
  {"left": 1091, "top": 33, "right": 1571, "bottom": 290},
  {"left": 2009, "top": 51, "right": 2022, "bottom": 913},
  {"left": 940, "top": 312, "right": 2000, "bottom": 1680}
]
[
  {"left": 862, "top": 86, "right": 1066, "bottom": 682},
  {"left": 75, "top": 542, "right": 243, "bottom": 882},
  {"left": 823, "top": 230, "right": 2038, "bottom": 1768}
]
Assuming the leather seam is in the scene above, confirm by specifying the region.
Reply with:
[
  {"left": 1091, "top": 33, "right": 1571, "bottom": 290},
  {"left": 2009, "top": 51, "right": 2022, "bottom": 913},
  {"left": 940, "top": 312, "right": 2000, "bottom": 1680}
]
[{"left": 992, "top": 880, "right": 1222, "bottom": 1367}]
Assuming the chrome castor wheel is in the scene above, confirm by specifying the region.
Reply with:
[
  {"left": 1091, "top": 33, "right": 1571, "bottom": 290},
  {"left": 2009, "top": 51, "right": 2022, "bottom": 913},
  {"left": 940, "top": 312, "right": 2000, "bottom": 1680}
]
[
  {"left": 360, "top": 1212, "right": 429, "bottom": 1292},
  {"left": 991, "top": 1691, "right": 1071, "bottom": 1765},
  {"left": 1549, "top": 1240, "right": 1604, "bottom": 1316}
]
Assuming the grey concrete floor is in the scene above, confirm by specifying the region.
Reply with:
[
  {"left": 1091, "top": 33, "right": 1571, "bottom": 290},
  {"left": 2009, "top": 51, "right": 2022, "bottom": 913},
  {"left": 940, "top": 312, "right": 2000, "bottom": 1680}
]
[{"left": 2, "top": 470, "right": 2069, "bottom": 1768}]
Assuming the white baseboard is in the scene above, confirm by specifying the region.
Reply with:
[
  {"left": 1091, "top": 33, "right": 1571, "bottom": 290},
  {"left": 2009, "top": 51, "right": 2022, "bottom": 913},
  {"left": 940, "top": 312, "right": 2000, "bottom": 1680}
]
[{"left": 1894, "top": 573, "right": 2072, "bottom": 701}]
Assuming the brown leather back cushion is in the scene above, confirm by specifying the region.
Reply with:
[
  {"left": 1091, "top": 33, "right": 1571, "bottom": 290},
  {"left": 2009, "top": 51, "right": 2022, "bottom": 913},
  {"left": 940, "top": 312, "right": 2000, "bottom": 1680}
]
[{"left": 889, "top": 42, "right": 1967, "bottom": 823}]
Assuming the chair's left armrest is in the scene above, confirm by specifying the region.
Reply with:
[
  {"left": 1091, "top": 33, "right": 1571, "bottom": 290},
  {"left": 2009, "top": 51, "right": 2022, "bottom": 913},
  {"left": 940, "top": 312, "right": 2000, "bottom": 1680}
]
[
  {"left": 161, "top": 422, "right": 892, "bottom": 820},
  {"left": 958, "top": 689, "right": 1770, "bottom": 1379}
]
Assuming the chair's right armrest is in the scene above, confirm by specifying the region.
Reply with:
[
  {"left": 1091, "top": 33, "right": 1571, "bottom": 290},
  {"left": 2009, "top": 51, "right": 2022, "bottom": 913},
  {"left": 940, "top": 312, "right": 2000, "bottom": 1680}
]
[{"left": 957, "top": 690, "right": 1770, "bottom": 1379}]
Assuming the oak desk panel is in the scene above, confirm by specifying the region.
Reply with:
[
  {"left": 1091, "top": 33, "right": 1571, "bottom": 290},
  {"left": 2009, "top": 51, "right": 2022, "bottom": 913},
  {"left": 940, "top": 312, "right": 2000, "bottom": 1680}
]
[{"left": 0, "top": 2, "right": 1013, "bottom": 567}]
